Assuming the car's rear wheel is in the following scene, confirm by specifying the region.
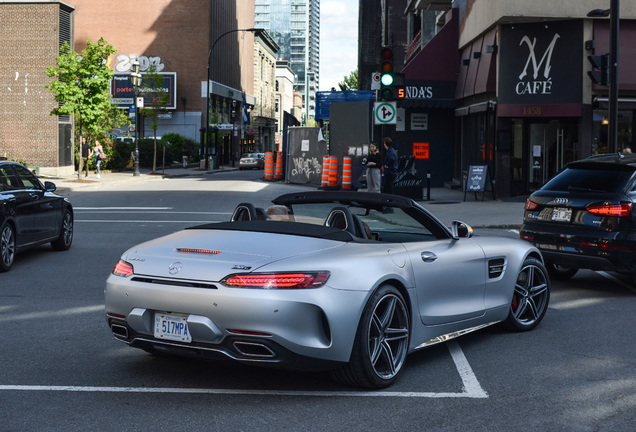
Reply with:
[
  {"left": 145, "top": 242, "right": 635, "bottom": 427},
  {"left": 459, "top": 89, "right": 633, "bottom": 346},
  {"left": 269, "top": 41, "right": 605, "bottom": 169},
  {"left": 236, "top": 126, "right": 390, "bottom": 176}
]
[
  {"left": 504, "top": 257, "right": 550, "bottom": 332},
  {"left": 546, "top": 262, "right": 578, "bottom": 280},
  {"left": 0, "top": 222, "right": 16, "bottom": 272},
  {"left": 330, "top": 284, "right": 410, "bottom": 388},
  {"left": 51, "top": 209, "right": 73, "bottom": 251}
]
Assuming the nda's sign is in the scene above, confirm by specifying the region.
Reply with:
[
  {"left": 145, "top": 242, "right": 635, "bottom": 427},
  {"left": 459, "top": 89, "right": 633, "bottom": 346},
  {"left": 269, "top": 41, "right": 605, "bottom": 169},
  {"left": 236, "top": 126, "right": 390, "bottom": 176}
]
[{"left": 499, "top": 21, "right": 582, "bottom": 105}]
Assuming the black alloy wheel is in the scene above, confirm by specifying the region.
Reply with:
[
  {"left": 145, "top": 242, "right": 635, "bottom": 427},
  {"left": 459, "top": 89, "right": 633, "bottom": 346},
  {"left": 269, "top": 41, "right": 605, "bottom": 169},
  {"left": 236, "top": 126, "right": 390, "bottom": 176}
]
[
  {"left": 0, "top": 222, "right": 16, "bottom": 272},
  {"left": 330, "top": 284, "right": 410, "bottom": 388}
]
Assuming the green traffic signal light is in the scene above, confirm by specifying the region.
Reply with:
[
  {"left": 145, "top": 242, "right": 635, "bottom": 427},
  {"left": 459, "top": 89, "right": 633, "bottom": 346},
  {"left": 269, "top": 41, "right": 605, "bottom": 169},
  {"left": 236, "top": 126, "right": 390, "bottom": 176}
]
[{"left": 381, "top": 73, "right": 394, "bottom": 86}]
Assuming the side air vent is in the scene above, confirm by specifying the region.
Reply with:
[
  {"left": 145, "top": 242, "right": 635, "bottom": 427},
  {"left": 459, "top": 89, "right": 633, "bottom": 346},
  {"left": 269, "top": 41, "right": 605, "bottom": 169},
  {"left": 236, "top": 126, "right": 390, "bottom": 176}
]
[{"left": 488, "top": 258, "right": 505, "bottom": 279}]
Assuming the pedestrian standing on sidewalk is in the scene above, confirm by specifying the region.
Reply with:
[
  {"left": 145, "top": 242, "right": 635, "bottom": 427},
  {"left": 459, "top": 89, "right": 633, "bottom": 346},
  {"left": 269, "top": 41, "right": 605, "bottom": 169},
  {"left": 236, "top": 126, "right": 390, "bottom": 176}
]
[
  {"left": 383, "top": 137, "right": 398, "bottom": 195},
  {"left": 365, "top": 142, "right": 382, "bottom": 193},
  {"left": 81, "top": 137, "right": 91, "bottom": 178},
  {"left": 92, "top": 140, "right": 104, "bottom": 178}
]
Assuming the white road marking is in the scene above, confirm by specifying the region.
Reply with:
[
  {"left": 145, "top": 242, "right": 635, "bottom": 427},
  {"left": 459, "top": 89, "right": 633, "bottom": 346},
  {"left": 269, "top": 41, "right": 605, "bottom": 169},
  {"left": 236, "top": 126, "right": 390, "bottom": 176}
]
[
  {"left": 76, "top": 220, "right": 219, "bottom": 223},
  {"left": 0, "top": 341, "right": 487, "bottom": 398},
  {"left": 74, "top": 207, "right": 173, "bottom": 210},
  {"left": 0, "top": 305, "right": 104, "bottom": 323}
]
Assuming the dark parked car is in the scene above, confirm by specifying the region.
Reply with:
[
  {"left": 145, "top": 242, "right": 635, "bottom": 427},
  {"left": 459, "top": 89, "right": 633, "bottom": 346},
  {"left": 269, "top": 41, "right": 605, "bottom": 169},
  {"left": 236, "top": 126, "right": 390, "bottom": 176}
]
[
  {"left": 520, "top": 153, "right": 636, "bottom": 283},
  {"left": 0, "top": 161, "right": 73, "bottom": 271}
]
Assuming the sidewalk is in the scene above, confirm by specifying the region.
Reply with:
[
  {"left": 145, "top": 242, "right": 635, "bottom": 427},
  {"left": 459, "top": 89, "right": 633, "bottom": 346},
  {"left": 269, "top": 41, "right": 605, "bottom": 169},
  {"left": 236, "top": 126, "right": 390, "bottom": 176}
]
[{"left": 44, "top": 166, "right": 526, "bottom": 230}]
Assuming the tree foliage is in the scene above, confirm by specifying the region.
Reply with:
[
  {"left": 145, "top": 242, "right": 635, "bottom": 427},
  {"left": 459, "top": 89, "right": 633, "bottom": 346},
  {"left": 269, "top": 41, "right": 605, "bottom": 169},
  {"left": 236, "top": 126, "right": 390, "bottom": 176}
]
[
  {"left": 46, "top": 37, "right": 127, "bottom": 177},
  {"left": 338, "top": 69, "right": 359, "bottom": 90},
  {"left": 139, "top": 65, "right": 171, "bottom": 173}
]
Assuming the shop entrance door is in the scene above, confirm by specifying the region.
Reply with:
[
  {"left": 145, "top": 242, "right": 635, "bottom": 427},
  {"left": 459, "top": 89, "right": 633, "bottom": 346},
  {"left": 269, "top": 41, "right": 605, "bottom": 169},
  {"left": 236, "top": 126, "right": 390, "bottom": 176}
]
[{"left": 528, "top": 120, "right": 578, "bottom": 191}]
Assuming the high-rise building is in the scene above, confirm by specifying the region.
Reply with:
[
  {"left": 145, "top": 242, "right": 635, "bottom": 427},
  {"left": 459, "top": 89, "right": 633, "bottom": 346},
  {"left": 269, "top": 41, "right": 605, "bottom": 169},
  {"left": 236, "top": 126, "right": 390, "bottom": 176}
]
[{"left": 255, "top": 0, "right": 320, "bottom": 122}]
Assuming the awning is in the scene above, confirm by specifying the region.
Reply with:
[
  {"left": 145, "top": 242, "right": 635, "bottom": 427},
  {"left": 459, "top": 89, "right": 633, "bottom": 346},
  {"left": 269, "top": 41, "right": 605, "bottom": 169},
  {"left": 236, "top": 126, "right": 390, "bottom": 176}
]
[
  {"left": 399, "top": 98, "right": 455, "bottom": 109},
  {"left": 402, "top": 8, "right": 459, "bottom": 82}
]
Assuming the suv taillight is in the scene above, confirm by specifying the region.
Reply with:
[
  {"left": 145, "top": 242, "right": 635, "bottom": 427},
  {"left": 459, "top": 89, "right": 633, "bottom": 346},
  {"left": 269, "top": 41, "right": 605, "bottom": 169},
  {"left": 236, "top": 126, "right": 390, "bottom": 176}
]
[
  {"left": 586, "top": 203, "right": 632, "bottom": 218},
  {"left": 525, "top": 199, "right": 539, "bottom": 211}
]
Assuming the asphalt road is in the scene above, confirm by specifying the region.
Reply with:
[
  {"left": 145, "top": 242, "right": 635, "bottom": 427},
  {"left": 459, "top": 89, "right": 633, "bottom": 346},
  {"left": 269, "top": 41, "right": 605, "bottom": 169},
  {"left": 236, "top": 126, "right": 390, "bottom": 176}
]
[{"left": 1, "top": 171, "right": 634, "bottom": 432}]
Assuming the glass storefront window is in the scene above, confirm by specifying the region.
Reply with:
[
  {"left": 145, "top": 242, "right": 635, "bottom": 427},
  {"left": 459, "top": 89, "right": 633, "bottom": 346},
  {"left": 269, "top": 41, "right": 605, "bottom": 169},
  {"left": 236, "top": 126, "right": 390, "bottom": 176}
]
[{"left": 591, "top": 109, "right": 633, "bottom": 154}]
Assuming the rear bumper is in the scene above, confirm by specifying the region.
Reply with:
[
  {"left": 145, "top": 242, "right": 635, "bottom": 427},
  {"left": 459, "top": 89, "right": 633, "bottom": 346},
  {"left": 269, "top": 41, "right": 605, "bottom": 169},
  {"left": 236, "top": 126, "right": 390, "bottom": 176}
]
[
  {"left": 107, "top": 316, "right": 344, "bottom": 371},
  {"left": 520, "top": 223, "right": 636, "bottom": 273}
]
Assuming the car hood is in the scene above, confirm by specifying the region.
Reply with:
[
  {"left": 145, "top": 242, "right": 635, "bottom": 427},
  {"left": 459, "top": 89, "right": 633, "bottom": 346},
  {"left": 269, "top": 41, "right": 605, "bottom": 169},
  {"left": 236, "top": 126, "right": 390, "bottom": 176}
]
[{"left": 122, "top": 228, "right": 344, "bottom": 281}]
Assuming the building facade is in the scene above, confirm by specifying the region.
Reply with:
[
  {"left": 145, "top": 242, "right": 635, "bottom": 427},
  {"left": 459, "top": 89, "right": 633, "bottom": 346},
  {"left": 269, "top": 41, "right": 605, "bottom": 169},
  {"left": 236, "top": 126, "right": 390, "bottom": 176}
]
[
  {"left": 275, "top": 59, "right": 297, "bottom": 148},
  {"left": 1, "top": 0, "right": 272, "bottom": 173},
  {"left": 255, "top": 0, "right": 320, "bottom": 122},
  {"left": 252, "top": 31, "right": 279, "bottom": 153},
  {"left": 368, "top": 0, "right": 636, "bottom": 198},
  {"left": 0, "top": 1, "right": 74, "bottom": 176}
]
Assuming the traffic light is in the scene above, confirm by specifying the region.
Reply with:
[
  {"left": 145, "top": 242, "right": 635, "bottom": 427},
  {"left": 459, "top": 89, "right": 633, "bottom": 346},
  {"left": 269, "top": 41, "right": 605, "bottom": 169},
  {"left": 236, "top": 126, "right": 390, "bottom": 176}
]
[
  {"left": 588, "top": 54, "right": 609, "bottom": 86},
  {"left": 380, "top": 47, "right": 394, "bottom": 100}
]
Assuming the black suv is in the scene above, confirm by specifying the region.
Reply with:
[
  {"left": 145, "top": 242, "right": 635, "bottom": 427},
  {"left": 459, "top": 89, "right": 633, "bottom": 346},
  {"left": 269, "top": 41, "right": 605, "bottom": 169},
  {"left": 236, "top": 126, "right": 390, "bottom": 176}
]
[{"left": 520, "top": 153, "right": 636, "bottom": 283}]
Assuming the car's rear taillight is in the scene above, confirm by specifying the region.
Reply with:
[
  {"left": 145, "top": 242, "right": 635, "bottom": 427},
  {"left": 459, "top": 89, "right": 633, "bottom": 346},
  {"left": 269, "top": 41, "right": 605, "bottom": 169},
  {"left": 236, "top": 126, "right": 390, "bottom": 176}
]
[
  {"left": 525, "top": 199, "right": 539, "bottom": 211},
  {"left": 581, "top": 241, "right": 632, "bottom": 251},
  {"left": 222, "top": 272, "right": 330, "bottom": 289},
  {"left": 520, "top": 233, "right": 534, "bottom": 242},
  {"left": 586, "top": 203, "right": 632, "bottom": 218},
  {"left": 113, "top": 260, "right": 134, "bottom": 277}
]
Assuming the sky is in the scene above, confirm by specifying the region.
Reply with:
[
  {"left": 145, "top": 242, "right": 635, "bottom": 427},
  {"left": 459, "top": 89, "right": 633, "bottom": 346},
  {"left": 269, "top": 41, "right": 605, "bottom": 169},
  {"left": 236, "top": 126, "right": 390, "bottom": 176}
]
[{"left": 319, "top": 0, "right": 359, "bottom": 91}]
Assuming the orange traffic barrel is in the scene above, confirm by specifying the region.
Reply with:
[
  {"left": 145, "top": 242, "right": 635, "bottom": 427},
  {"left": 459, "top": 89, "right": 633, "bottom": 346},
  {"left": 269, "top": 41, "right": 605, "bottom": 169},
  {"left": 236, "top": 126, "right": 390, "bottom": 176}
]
[
  {"left": 264, "top": 152, "right": 274, "bottom": 181},
  {"left": 328, "top": 156, "right": 338, "bottom": 188},
  {"left": 342, "top": 156, "right": 352, "bottom": 189},
  {"left": 321, "top": 155, "right": 330, "bottom": 188},
  {"left": 274, "top": 151, "right": 284, "bottom": 180}
]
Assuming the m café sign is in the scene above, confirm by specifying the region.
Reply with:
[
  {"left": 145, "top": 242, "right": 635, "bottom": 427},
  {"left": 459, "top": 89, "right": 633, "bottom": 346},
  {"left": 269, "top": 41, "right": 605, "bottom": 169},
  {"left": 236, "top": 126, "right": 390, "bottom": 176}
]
[{"left": 499, "top": 20, "right": 582, "bottom": 106}]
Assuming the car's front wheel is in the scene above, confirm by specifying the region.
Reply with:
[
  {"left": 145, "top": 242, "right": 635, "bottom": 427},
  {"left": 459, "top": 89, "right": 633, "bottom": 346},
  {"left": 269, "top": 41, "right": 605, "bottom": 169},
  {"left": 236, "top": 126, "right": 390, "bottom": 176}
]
[
  {"left": 504, "top": 257, "right": 550, "bottom": 332},
  {"left": 51, "top": 209, "right": 73, "bottom": 251},
  {"left": 330, "top": 284, "right": 410, "bottom": 388},
  {"left": 0, "top": 222, "right": 16, "bottom": 272},
  {"left": 546, "top": 262, "right": 578, "bottom": 280}
]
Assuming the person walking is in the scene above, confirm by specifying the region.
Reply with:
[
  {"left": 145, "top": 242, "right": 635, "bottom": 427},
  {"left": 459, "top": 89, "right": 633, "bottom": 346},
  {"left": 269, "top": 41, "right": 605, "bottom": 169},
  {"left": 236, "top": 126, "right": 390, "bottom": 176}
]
[
  {"left": 383, "top": 137, "right": 398, "bottom": 195},
  {"left": 92, "top": 140, "right": 104, "bottom": 178},
  {"left": 81, "top": 137, "right": 90, "bottom": 178},
  {"left": 365, "top": 142, "right": 382, "bottom": 193}
]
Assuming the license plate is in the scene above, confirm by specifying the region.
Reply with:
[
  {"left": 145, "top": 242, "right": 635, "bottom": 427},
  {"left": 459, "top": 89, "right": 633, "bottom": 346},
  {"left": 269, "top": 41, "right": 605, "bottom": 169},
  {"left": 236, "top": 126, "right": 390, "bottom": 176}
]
[
  {"left": 154, "top": 313, "right": 191, "bottom": 343},
  {"left": 551, "top": 207, "right": 572, "bottom": 222}
]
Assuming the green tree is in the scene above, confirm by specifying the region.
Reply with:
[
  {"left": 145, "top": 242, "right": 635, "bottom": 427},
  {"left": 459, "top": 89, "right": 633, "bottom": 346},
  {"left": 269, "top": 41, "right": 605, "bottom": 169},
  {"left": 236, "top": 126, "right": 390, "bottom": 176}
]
[
  {"left": 46, "top": 37, "right": 126, "bottom": 179},
  {"left": 138, "top": 65, "right": 171, "bottom": 173},
  {"left": 338, "top": 69, "right": 359, "bottom": 90}
]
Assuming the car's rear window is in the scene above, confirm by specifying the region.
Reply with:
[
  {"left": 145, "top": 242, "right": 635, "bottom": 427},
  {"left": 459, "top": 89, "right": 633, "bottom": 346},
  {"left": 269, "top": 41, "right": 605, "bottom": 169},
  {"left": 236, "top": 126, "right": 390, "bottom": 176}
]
[{"left": 543, "top": 167, "right": 634, "bottom": 193}]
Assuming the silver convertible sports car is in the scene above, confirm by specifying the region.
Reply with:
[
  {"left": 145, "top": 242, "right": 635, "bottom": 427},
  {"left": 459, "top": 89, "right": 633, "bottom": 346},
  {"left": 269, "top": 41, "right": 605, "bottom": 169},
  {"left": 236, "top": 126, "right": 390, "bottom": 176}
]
[{"left": 105, "top": 191, "right": 550, "bottom": 388}]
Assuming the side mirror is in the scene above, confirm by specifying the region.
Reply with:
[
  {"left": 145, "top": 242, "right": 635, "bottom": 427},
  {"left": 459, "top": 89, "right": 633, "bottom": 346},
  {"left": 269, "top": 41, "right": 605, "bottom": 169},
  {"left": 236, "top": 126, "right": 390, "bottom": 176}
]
[
  {"left": 451, "top": 220, "right": 473, "bottom": 238},
  {"left": 44, "top": 181, "right": 57, "bottom": 192}
]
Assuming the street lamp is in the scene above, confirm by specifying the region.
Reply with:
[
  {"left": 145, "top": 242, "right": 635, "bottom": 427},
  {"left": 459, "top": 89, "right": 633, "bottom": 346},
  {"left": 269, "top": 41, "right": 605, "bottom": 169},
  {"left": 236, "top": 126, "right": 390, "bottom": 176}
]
[
  {"left": 588, "top": 0, "right": 619, "bottom": 154},
  {"left": 130, "top": 59, "right": 142, "bottom": 176},
  {"left": 204, "top": 27, "right": 263, "bottom": 170}
]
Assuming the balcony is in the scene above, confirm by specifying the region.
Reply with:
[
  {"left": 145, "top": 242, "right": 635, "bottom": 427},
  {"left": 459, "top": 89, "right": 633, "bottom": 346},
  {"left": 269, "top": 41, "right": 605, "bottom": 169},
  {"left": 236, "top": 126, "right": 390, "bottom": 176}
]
[{"left": 406, "top": 29, "right": 422, "bottom": 63}]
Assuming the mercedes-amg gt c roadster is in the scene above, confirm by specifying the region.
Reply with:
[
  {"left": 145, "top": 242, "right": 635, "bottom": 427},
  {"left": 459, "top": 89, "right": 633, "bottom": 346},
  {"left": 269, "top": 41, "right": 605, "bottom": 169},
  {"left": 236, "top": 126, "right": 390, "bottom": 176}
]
[{"left": 105, "top": 191, "right": 550, "bottom": 388}]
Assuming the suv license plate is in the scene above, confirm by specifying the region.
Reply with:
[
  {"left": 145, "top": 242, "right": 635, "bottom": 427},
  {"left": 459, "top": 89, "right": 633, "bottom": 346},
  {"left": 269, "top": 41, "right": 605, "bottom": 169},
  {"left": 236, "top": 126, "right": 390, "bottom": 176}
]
[
  {"left": 551, "top": 207, "right": 572, "bottom": 222},
  {"left": 154, "top": 313, "right": 191, "bottom": 343}
]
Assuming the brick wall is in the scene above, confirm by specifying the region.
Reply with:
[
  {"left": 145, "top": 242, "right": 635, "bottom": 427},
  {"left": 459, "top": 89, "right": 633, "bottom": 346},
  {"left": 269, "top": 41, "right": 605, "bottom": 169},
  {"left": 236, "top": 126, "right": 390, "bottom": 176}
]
[{"left": 0, "top": 3, "right": 60, "bottom": 170}]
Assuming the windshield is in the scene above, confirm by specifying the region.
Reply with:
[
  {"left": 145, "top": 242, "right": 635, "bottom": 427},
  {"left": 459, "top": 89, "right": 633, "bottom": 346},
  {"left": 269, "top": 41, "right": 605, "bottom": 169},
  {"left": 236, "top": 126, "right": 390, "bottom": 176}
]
[
  {"left": 543, "top": 167, "right": 634, "bottom": 193},
  {"left": 281, "top": 202, "right": 444, "bottom": 242}
]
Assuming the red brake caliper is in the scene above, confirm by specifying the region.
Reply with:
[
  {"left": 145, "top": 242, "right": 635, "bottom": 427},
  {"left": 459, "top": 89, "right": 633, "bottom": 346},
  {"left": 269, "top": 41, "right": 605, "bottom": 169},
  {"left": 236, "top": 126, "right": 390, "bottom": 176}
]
[{"left": 511, "top": 294, "right": 519, "bottom": 312}]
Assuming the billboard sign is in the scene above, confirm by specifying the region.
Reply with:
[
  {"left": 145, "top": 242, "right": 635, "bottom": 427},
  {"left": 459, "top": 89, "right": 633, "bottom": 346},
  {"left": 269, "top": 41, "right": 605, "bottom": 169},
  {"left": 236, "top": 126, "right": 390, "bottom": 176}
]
[{"left": 110, "top": 72, "right": 177, "bottom": 109}]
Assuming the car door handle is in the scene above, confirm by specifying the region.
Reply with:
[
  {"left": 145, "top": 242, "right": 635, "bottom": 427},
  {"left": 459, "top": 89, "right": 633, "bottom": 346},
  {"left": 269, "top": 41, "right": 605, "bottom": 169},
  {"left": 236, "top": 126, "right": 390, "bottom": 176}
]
[
  {"left": 421, "top": 251, "right": 437, "bottom": 263},
  {"left": 29, "top": 193, "right": 40, "bottom": 200}
]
